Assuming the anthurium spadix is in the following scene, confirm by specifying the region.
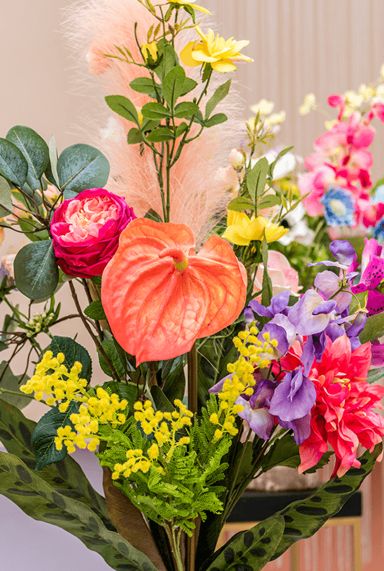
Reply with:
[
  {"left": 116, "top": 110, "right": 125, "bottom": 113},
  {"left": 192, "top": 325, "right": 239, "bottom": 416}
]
[{"left": 101, "top": 218, "right": 247, "bottom": 364}]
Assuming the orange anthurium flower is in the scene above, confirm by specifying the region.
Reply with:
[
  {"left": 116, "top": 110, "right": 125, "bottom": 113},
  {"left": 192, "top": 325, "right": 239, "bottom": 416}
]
[{"left": 101, "top": 219, "right": 247, "bottom": 365}]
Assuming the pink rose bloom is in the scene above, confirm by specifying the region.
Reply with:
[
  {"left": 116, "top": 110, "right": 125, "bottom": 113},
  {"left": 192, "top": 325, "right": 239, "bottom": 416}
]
[
  {"left": 254, "top": 250, "right": 300, "bottom": 296},
  {"left": 50, "top": 188, "right": 136, "bottom": 278}
]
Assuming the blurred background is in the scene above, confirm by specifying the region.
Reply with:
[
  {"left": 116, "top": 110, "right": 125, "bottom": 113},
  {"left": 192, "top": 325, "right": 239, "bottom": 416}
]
[{"left": 0, "top": 1, "right": 383, "bottom": 570}]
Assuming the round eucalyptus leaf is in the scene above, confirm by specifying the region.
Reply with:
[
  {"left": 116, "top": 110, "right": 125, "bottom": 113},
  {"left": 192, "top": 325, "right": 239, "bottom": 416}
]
[
  {"left": 0, "top": 176, "right": 13, "bottom": 217},
  {"left": 0, "top": 138, "right": 28, "bottom": 187},
  {"left": 57, "top": 144, "right": 110, "bottom": 194},
  {"left": 14, "top": 240, "right": 59, "bottom": 301},
  {"left": 6, "top": 125, "right": 49, "bottom": 190}
]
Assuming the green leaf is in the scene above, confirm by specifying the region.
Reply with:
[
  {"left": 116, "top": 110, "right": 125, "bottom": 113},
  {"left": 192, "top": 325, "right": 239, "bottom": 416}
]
[
  {"left": 0, "top": 452, "right": 158, "bottom": 571},
  {"left": 205, "top": 80, "right": 231, "bottom": 118},
  {"left": 261, "top": 240, "right": 273, "bottom": 306},
  {"left": 205, "top": 113, "right": 228, "bottom": 128},
  {"left": 269, "top": 146, "right": 294, "bottom": 179},
  {"left": 105, "top": 94, "right": 139, "bottom": 124},
  {"left": 162, "top": 66, "right": 186, "bottom": 108},
  {"left": 103, "top": 381, "right": 139, "bottom": 406},
  {"left": 180, "top": 77, "right": 198, "bottom": 96},
  {"left": 349, "top": 292, "right": 367, "bottom": 314},
  {"left": 46, "top": 136, "right": 60, "bottom": 186},
  {"left": 247, "top": 157, "right": 269, "bottom": 203},
  {"left": 0, "top": 138, "right": 28, "bottom": 186},
  {"left": 175, "top": 123, "right": 189, "bottom": 137},
  {"left": 6, "top": 125, "right": 49, "bottom": 190},
  {"left": 32, "top": 404, "right": 78, "bottom": 470},
  {"left": 84, "top": 300, "right": 106, "bottom": 321},
  {"left": 57, "top": 144, "right": 110, "bottom": 195},
  {"left": 162, "top": 357, "right": 186, "bottom": 402},
  {"left": 0, "top": 362, "right": 30, "bottom": 409},
  {"left": 128, "top": 128, "right": 144, "bottom": 145},
  {"left": 260, "top": 432, "right": 300, "bottom": 472},
  {"left": 141, "top": 102, "right": 171, "bottom": 120},
  {"left": 145, "top": 208, "right": 163, "bottom": 222},
  {"left": 47, "top": 336, "right": 92, "bottom": 381},
  {"left": 360, "top": 313, "right": 384, "bottom": 343},
  {"left": 206, "top": 516, "right": 285, "bottom": 571},
  {"left": 174, "top": 101, "right": 200, "bottom": 119},
  {"left": 154, "top": 41, "right": 178, "bottom": 81},
  {"left": 227, "top": 196, "right": 254, "bottom": 212},
  {"left": 146, "top": 127, "right": 174, "bottom": 142},
  {"left": 258, "top": 194, "right": 281, "bottom": 210},
  {"left": 130, "top": 77, "right": 160, "bottom": 97},
  {"left": 98, "top": 333, "right": 126, "bottom": 379},
  {"left": 368, "top": 367, "right": 384, "bottom": 384},
  {"left": 0, "top": 176, "right": 13, "bottom": 217},
  {"left": 17, "top": 217, "right": 48, "bottom": 242},
  {"left": 14, "top": 240, "right": 59, "bottom": 301},
  {"left": 0, "top": 399, "right": 108, "bottom": 523},
  {"left": 150, "top": 386, "right": 174, "bottom": 413}
]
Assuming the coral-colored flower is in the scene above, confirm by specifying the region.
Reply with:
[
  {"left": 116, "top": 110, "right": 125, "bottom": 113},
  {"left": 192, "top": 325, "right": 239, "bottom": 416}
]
[
  {"left": 181, "top": 27, "right": 253, "bottom": 73},
  {"left": 299, "top": 335, "right": 384, "bottom": 477},
  {"left": 51, "top": 188, "right": 136, "bottom": 278},
  {"left": 101, "top": 219, "right": 247, "bottom": 364}
]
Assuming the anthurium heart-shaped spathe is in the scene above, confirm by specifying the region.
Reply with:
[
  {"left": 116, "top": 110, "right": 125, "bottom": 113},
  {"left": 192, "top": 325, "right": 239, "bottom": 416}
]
[{"left": 101, "top": 219, "right": 247, "bottom": 365}]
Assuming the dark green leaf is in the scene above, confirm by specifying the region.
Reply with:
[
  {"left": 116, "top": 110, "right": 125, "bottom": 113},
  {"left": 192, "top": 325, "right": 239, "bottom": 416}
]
[
  {"left": 6, "top": 126, "right": 49, "bottom": 190},
  {"left": 0, "top": 362, "right": 30, "bottom": 409},
  {"left": 150, "top": 386, "right": 174, "bottom": 412},
  {"left": 360, "top": 313, "right": 384, "bottom": 343},
  {"left": 14, "top": 240, "right": 59, "bottom": 301},
  {"left": 0, "top": 176, "right": 13, "bottom": 217},
  {"left": 32, "top": 404, "right": 79, "bottom": 470},
  {"left": 154, "top": 41, "right": 178, "bottom": 81},
  {"left": 368, "top": 367, "right": 384, "bottom": 384},
  {"left": 57, "top": 144, "right": 110, "bottom": 194},
  {"left": 162, "top": 357, "right": 186, "bottom": 402},
  {"left": 175, "top": 123, "right": 189, "bottom": 137},
  {"left": 146, "top": 127, "right": 174, "bottom": 142},
  {"left": 174, "top": 101, "right": 200, "bottom": 119},
  {"left": 145, "top": 208, "right": 163, "bottom": 222},
  {"left": 47, "top": 336, "right": 92, "bottom": 381},
  {"left": 103, "top": 381, "right": 139, "bottom": 406},
  {"left": 130, "top": 77, "right": 160, "bottom": 97},
  {"left": 141, "top": 102, "right": 171, "bottom": 120},
  {"left": 105, "top": 94, "right": 139, "bottom": 124},
  {"left": 227, "top": 196, "right": 254, "bottom": 212},
  {"left": 0, "top": 138, "right": 28, "bottom": 186},
  {"left": 205, "top": 80, "right": 231, "bottom": 118},
  {"left": 0, "top": 452, "right": 157, "bottom": 570},
  {"left": 162, "top": 66, "right": 186, "bottom": 108},
  {"left": 17, "top": 217, "right": 48, "bottom": 242},
  {"left": 261, "top": 240, "right": 273, "bottom": 306},
  {"left": 205, "top": 113, "right": 228, "bottom": 128},
  {"left": 260, "top": 432, "right": 300, "bottom": 472},
  {"left": 46, "top": 136, "right": 60, "bottom": 186},
  {"left": 84, "top": 300, "right": 106, "bottom": 321},
  {"left": 180, "top": 77, "right": 198, "bottom": 96},
  {"left": 206, "top": 516, "right": 285, "bottom": 571},
  {"left": 98, "top": 333, "right": 126, "bottom": 379},
  {"left": 247, "top": 157, "right": 269, "bottom": 203},
  {"left": 128, "top": 128, "right": 144, "bottom": 145}
]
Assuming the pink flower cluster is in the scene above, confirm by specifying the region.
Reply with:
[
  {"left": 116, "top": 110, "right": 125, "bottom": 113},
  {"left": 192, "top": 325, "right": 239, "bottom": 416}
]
[{"left": 299, "top": 95, "right": 384, "bottom": 230}]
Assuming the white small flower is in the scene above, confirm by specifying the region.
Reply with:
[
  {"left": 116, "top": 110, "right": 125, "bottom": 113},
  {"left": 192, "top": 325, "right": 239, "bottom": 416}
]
[
  {"left": 299, "top": 93, "right": 316, "bottom": 116},
  {"left": 228, "top": 148, "right": 245, "bottom": 171},
  {"left": 251, "top": 99, "right": 275, "bottom": 116}
]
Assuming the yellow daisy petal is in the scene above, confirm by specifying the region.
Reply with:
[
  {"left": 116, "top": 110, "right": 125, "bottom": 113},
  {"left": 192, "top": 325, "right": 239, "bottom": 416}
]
[
  {"left": 212, "top": 60, "right": 237, "bottom": 73},
  {"left": 180, "top": 42, "right": 201, "bottom": 67}
]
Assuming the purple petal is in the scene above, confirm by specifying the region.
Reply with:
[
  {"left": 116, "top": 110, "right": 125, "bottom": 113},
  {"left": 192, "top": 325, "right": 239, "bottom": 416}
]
[
  {"left": 269, "top": 370, "right": 316, "bottom": 422},
  {"left": 280, "top": 415, "right": 312, "bottom": 445},
  {"left": 346, "top": 312, "right": 367, "bottom": 338},
  {"left": 250, "top": 379, "right": 276, "bottom": 408},
  {"left": 237, "top": 396, "right": 275, "bottom": 441},
  {"left": 312, "top": 300, "right": 337, "bottom": 315},
  {"left": 270, "top": 291, "right": 291, "bottom": 315},
  {"left": 315, "top": 270, "right": 340, "bottom": 298},
  {"left": 288, "top": 290, "right": 334, "bottom": 335},
  {"left": 209, "top": 376, "right": 228, "bottom": 394},
  {"left": 261, "top": 323, "right": 289, "bottom": 355},
  {"left": 302, "top": 337, "right": 315, "bottom": 376},
  {"left": 248, "top": 299, "right": 273, "bottom": 318},
  {"left": 329, "top": 240, "right": 357, "bottom": 268}
]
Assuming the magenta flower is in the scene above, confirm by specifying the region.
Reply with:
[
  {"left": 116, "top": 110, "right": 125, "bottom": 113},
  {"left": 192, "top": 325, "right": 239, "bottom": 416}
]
[{"left": 50, "top": 188, "right": 136, "bottom": 278}]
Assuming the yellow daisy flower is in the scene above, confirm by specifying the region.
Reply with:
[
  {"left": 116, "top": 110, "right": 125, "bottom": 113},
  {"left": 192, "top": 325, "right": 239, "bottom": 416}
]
[
  {"left": 223, "top": 211, "right": 288, "bottom": 246},
  {"left": 181, "top": 27, "right": 253, "bottom": 73}
]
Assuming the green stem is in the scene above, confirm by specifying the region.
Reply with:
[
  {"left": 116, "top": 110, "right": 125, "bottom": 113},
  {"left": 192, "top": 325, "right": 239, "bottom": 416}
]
[
  {"left": 187, "top": 343, "right": 198, "bottom": 414},
  {"left": 165, "top": 525, "right": 184, "bottom": 571}
]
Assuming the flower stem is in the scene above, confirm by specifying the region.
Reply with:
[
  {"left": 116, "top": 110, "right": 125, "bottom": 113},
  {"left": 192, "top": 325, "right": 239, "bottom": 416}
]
[
  {"left": 165, "top": 525, "right": 184, "bottom": 571},
  {"left": 187, "top": 343, "right": 198, "bottom": 414}
]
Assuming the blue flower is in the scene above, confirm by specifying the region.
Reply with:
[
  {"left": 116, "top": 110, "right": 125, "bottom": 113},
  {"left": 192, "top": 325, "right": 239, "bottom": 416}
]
[
  {"left": 374, "top": 219, "right": 384, "bottom": 243},
  {"left": 322, "top": 188, "right": 355, "bottom": 226}
]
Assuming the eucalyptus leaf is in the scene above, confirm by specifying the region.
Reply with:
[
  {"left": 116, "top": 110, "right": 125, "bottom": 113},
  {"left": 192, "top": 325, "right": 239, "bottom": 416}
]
[
  {"left": 14, "top": 240, "right": 59, "bottom": 301},
  {"left": 205, "top": 80, "right": 231, "bottom": 118},
  {"left": 0, "top": 176, "right": 13, "bottom": 217},
  {"left": 105, "top": 95, "right": 139, "bottom": 124},
  {"left": 0, "top": 452, "right": 158, "bottom": 571},
  {"left": 47, "top": 336, "right": 92, "bottom": 381},
  {"left": 0, "top": 138, "right": 28, "bottom": 187},
  {"left": 32, "top": 403, "right": 79, "bottom": 470},
  {"left": 6, "top": 125, "right": 49, "bottom": 190},
  {"left": 57, "top": 144, "right": 110, "bottom": 194}
]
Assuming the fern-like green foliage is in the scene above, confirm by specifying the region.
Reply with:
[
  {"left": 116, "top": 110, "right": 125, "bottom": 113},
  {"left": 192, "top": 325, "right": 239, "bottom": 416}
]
[{"left": 99, "top": 395, "right": 231, "bottom": 536}]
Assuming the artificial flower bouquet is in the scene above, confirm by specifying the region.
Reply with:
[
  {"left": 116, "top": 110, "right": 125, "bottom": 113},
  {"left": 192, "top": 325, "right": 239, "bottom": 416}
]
[{"left": 0, "top": 1, "right": 383, "bottom": 570}]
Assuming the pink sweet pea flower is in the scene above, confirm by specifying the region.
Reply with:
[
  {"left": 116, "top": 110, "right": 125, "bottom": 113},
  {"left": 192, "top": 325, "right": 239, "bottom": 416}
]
[
  {"left": 253, "top": 250, "right": 300, "bottom": 296},
  {"left": 299, "top": 335, "right": 384, "bottom": 477}
]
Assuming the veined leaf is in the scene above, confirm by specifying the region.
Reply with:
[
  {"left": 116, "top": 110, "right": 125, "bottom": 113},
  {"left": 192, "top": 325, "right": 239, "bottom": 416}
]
[
  {"left": 141, "top": 102, "right": 171, "bottom": 120},
  {"left": 205, "top": 80, "right": 231, "bottom": 118},
  {"left": 247, "top": 157, "right": 269, "bottom": 203},
  {"left": 162, "top": 66, "right": 186, "bottom": 108},
  {"left": 0, "top": 176, "right": 13, "bottom": 217},
  {"left": 130, "top": 77, "right": 160, "bottom": 97},
  {"left": 0, "top": 362, "right": 29, "bottom": 409},
  {"left": 146, "top": 127, "right": 174, "bottom": 142},
  {"left": 360, "top": 313, "right": 384, "bottom": 343},
  {"left": 84, "top": 300, "right": 106, "bottom": 321},
  {"left": 174, "top": 101, "right": 200, "bottom": 119},
  {"left": 6, "top": 125, "right": 49, "bottom": 190},
  {"left": 205, "top": 113, "right": 228, "bottom": 128},
  {"left": 14, "top": 240, "right": 59, "bottom": 301},
  {"left": 0, "top": 138, "right": 28, "bottom": 187},
  {"left": 57, "top": 144, "right": 110, "bottom": 194},
  {"left": 0, "top": 452, "right": 158, "bottom": 571},
  {"left": 105, "top": 95, "right": 139, "bottom": 124},
  {"left": 227, "top": 196, "right": 254, "bottom": 212},
  {"left": 47, "top": 336, "right": 92, "bottom": 381}
]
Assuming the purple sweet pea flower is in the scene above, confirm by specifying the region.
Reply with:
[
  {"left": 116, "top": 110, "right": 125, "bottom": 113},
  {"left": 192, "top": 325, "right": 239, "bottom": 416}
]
[
  {"left": 329, "top": 240, "right": 357, "bottom": 269},
  {"left": 269, "top": 368, "right": 316, "bottom": 423},
  {"left": 261, "top": 314, "right": 296, "bottom": 356},
  {"left": 248, "top": 290, "right": 290, "bottom": 318},
  {"left": 315, "top": 270, "right": 352, "bottom": 313},
  {"left": 280, "top": 415, "right": 312, "bottom": 445},
  {"left": 287, "top": 289, "right": 336, "bottom": 336},
  {"left": 237, "top": 380, "right": 276, "bottom": 440}
]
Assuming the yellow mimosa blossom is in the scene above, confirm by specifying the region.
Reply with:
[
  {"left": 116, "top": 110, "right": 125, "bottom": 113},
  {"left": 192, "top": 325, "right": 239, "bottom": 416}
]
[
  {"left": 20, "top": 351, "right": 88, "bottom": 412},
  {"left": 299, "top": 93, "right": 317, "bottom": 116},
  {"left": 211, "top": 326, "right": 277, "bottom": 440},
  {"left": 141, "top": 41, "right": 158, "bottom": 63},
  {"left": 181, "top": 27, "right": 253, "bottom": 73},
  {"left": 168, "top": 0, "right": 211, "bottom": 14},
  {"left": 223, "top": 211, "right": 288, "bottom": 246}
]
